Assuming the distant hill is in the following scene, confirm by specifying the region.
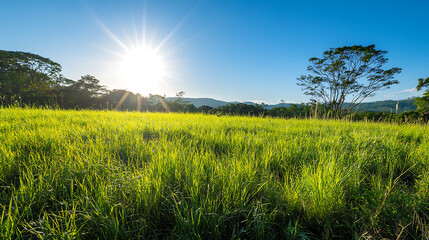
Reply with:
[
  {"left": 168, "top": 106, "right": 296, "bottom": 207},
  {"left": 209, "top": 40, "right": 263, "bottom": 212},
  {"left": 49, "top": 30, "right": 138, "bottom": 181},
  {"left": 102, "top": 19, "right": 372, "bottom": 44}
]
[
  {"left": 166, "top": 97, "right": 417, "bottom": 113},
  {"left": 166, "top": 97, "right": 229, "bottom": 108},
  {"left": 264, "top": 103, "right": 292, "bottom": 109},
  {"left": 345, "top": 98, "right": 417, "bottom": 113},
  {"left": 167, "top": 97, "right": 293, "bottom": 109}
]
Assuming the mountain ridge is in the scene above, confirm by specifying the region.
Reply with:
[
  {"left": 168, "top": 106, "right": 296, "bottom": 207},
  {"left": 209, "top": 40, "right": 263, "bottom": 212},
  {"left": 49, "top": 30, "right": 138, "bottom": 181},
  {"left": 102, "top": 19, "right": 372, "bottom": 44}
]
[{"left": 166, "top": 97, "right": 417, "bottom": 113}]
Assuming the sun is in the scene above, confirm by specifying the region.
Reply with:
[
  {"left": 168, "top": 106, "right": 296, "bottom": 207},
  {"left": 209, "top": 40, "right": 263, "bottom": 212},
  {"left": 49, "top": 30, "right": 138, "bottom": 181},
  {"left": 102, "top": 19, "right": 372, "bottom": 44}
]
[
  {"left": 120, "top": 46, "right": 166, "bottom": 94},
  {"left": 95, "top": 6, "right": 190, "bottom": 96}
]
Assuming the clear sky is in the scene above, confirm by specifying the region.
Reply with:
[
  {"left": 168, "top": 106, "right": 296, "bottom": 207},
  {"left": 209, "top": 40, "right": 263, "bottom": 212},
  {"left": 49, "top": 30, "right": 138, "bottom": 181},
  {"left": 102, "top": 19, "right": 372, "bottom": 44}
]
[{"left": 1, "top": 0, "right": 428, "bottom": 104}]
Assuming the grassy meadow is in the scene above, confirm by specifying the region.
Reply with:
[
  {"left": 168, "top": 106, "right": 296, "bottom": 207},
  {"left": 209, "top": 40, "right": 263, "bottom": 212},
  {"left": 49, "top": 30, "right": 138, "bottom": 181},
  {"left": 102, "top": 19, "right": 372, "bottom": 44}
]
[{"left": 1, "top": 108, "right": 429, "bottom": 239}]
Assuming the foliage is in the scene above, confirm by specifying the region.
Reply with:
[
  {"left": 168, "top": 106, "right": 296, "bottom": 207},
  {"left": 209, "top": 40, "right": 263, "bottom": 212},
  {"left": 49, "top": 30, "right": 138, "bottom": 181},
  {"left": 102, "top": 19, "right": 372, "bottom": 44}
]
[
  {"left": 198, "top": 105, "right": 213, "bottom": 113},
  {"left": 211, "top": 102, "right": 266, "bottom": 116},
  {"left": 344, "top": 98, "right": 416, "bottom": 113},
  {"left": 1, "top": 108, "right": 429, "bottom": 239},
  {"left": 267, "top": 104, "right": 313, "bottom": 118},
  {"left": 58, "top": 75, "right": 108, "bottom": 109},
  {"left": 0, "top": 50, "right": 107, "bottom": 109},
  {"left": 99, "top": 90, "right": 198, "bottom": 113},
  {"left": 168, "top": 91, "right": 196, "bottom": 112},
  {"left": 297, "top": 45, "right": 401, "bottom": 116},
  {"left": 0, "top": 50, "right": 62, "bottom": 105},
  {"left": 415, "top": 77, "right": 429, "bottom": 120},
  {"left": 351, "top": 110, "right": 423, "bottom": 123}
]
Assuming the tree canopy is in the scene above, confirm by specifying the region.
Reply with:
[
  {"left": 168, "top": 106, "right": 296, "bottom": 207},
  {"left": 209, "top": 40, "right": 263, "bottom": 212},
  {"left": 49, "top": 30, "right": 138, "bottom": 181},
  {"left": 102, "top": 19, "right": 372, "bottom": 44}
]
[
  {"left": 297, "top": 44, "right": 401, "bottom": 116},
  {"left": 0, "top": 50, "right": 62, "bottom": 105},
  {"left": 0, "top": 50, "right": 109, "bottom": 108},
  {"left": 415, "top": 77, "right": 429, "bottom": 118}
]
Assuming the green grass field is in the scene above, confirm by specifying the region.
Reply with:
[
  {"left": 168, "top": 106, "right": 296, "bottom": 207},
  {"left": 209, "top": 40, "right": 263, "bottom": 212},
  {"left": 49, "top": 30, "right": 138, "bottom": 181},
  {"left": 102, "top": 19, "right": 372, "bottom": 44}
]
[{"left": 1, "top": 108, "right": 429, "bottom": 239}]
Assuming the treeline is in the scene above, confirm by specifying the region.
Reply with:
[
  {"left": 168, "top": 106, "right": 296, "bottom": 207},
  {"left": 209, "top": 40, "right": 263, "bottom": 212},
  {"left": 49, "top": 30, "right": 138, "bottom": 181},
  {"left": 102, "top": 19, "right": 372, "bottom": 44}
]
[
  {"left": 209, "top": 103, "right": 426, "bottom": 123},
  {"left": 108, "top": 92, "right": 428, "bottom": 123},
  {"left": 345, "top": 98, "right": 417, "bottom": 113},
  {"left": 0, "top": 50, "right": 107, "bottom": 108},
  {"left": 1, "top": 50, "right": 427, "bottom": 123}
]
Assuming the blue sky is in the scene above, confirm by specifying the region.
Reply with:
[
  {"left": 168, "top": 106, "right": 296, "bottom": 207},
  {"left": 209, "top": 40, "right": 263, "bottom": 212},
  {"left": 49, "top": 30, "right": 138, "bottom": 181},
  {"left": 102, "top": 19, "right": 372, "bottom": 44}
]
[{"left": 1, "top": 0, "right": 428, "bottom": 103}]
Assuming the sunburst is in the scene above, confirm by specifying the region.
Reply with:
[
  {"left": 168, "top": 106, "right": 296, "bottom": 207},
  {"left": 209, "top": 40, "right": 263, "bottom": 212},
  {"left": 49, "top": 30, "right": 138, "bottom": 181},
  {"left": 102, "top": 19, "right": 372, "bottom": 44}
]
[{"left": 91, "top": 3, "right": 197, "bottom": 110}]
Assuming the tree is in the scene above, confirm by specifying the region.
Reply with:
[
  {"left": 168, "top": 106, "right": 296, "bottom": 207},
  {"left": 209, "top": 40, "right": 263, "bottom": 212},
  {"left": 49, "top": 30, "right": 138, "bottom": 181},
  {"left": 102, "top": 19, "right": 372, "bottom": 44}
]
[
  {"left": 415, "top": 77, "right": 429, "bottom": 118},
  {"left": 297, "top": 45, "right": 401, "bottom": 116},
  {"left": 198, "top": 105, "right": 213, "bottom": 113},
  {"left": 74, "top": 75, "right": 107, "bottom": 98},
  {"left": 71, "top": 75, "right": 107, "bottom": 108},
  {"left": 169, "top": 91, "right": 192, "bottom": 112},
  {"left": 176, "top": 91, "right": 185, "bottom": 98},
  {"left": 0, "top": 50, "right": 62, "bottom": 105},
  {"left": 58, "top": 75, "right": 107, "bottom": 109}
]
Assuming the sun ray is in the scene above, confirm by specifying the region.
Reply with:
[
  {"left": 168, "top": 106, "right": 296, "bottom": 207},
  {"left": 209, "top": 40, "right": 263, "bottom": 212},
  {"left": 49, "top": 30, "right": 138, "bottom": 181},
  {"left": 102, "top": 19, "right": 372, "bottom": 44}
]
[
  {"left": 89, "top": 1, "right": 202, "bottom": 96},
  {"left": 96, "top": 20, "right": 130, "bottom": 52},
  {"left": 96, "top": 46, "right": 124, "bottom": 58},
  {"left": 141, "top": 1, "right": 147, "bottom": 47},
  {"left": 154, "top": 2, "right": 199, "bottom": 52}
]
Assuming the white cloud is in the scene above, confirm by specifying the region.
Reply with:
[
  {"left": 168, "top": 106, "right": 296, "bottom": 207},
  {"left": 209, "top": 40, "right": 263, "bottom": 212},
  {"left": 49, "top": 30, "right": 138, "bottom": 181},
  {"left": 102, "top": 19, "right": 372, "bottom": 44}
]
[
  {"left": 399, "top": 88, "right": 418, "bottom": 93},
  {"left": 383, "top": 88, "right": 422, "bottom": 100},
  {"left": 399, "top": 88, "right": 422, "bottom": 97}
]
